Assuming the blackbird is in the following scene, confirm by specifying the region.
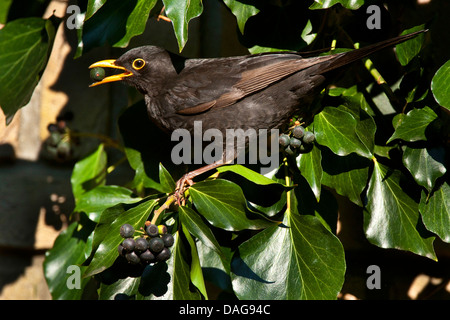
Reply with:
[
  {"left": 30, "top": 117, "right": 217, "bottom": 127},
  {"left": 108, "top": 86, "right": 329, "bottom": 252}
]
[{"left": 89, "top": 30, "right": 426, "bottom": 196}]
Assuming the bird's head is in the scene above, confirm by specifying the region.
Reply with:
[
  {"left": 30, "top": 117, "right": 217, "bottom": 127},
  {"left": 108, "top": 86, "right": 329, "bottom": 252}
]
[{"left": 89, "top": 46, "right": 176, "bottom": 94}]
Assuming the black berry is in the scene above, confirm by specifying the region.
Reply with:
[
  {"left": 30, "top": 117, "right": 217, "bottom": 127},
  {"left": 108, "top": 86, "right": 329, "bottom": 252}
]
[
  {"left": 156, "top": 247, "right": 171, "bottom": 262},
  {"left": 148, "top": 237, "right": 165, "bottom": 253},
  {"left": 292, "top": 125, "right": 305, "bottom": 139},
  {"left": 120, "top": 224, "right": 135, "bottom": 238},
  {"left": 284, "top": 145, "right": 295, "bottom": 156},
  {"left": 122, "top": 238, "right": 135, "bottom": 252},
  {"left": 90, "top": 67, "right": 105, "bottom": 81},
  {"left": 302, "top": 131, "right": 315, "bottom": 144},
  {"left": 135, "top": 237, "right": 148, "bottom": 252},
  {"left": 125, "top": 251, "right": 140, "bottom": 264},
  {"left": 161, "top": 233, "right": 174, "bottom": 247},
  {"left": 279, "top": 134, "right": 290, "bottom": 148},
  {"left": 140, "top": 250, "right": 155, "bottom": 264},
  {"left": 289, "top": 137, "right": 302, "bottom": 149},
  {"left": 117, "top": 244, "right": 125, "bottom": 256},
  {"left": 146, "top": 224, "right": 159, "bottom": 237}
]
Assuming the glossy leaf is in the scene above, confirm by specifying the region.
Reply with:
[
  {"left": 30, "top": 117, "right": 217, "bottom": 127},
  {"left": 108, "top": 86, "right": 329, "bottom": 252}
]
[
  {"left": 0, "top": 16, "right": 60, "bottom": 123},
  {"left": 321, "top": 149, "right": 370, "bottom": 207},
  {"left": 364, "top": 160, "right": 436, "bottom": 260},
  {"left": 309, "top": 0, "right": 364, "bottom": 10},
  {"left": 387, "top": 107, "right": 438, "bottom": 143},
  {"left": 163, "top": 0, "right": 203, "bottom": 52},
  {"left": 231, "top": 204, "right": 345, "bottom": 299},
  {"left": 419, "top": 183, "right": 450, "bottom": 243},
  {"left": 44, "top": 220, "right": 95, "bottom": 299},
  {"left": 189, "top": 179, "right": 277, "bottom": 231},
  {"left": 403, "top": 146, "right": 446, "bottom": 192},
  {"left": 71, "top": 143, "right": 107, "bottom": 204},
  {"left": 217, "top": 164, "right": 286, "bottom": 187},
  {"left": 76, "top": 0, "right": 157, "bottom": 57},
  {"left": 179, "top": 206, "right": 225, "bottom": 261},
  {"left": 396, "top": 24, "right": 426, "bottom": 66},
  {"left": 223, "top": 0, "right": 259, "bottom": 34},
  {"left": 297, "top": 144, "right": 323, "bottom": 201},
  {"left": 314, "top": 106, "right": 373, "bottom": 158},
  {"left": 431, "top": 60, "right": 450, "bottom": 110}
]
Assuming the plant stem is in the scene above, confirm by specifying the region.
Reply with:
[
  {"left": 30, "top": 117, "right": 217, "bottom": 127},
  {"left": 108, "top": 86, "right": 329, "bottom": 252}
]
[{"left": 151, "top": 195, "right": 176, "bottom": 225}]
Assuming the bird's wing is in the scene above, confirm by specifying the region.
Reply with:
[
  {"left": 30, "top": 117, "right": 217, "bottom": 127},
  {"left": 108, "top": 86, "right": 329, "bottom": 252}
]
[{"left": 171, "top": 54, "right": 338, "bottom": 115}]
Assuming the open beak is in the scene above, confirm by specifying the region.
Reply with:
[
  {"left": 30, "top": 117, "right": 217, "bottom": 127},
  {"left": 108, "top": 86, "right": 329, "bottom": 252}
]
[{"left": 88, "top": 59, "right": 133, "bottom": 87}]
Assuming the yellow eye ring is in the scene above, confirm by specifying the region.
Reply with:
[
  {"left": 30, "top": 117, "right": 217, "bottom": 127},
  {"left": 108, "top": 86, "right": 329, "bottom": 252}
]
[{"left": 132, "top": 58, "right": 145, "bottom": 70}]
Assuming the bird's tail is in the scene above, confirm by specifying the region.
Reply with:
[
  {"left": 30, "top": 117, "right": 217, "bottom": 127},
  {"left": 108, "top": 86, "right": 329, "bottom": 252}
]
[{"left": 319, "top": 29, "right": 428, "bottom": 74}]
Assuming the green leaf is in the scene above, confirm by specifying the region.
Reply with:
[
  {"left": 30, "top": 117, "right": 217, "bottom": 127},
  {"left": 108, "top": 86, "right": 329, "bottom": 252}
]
[
  {"left": 216, "top": 164, "right": 286, "bottom": 187},
  {"left": 85, "top": 0, "right": 107, "bottom": 20},
  {"left": 84, "top": 199, "right": 158, "bottom": 277},
  {"left": 163, "top": 0, "right": 203, "bottom": 52},
  {"left": 44, "top": 219, "right": 96, "bottom": 299},
  {"left": 0, "top": 0, "right": 13, "bottom": 24},
  {"left": 189, "top": 179, "right": 277, "bottom": 231},
  {"left": 0, "top": 16, "right": 60, "bottom": 123},
  {"left": 181, "top": 224, "right": 208, "bottom": 299},
  {"left": 403, "top": 146, "right": 446, "bottom": 192},
  {"left": 396, "top": 25, "right": 426, "bottom": 66},
  {"left": 309, "top": 0, "right": 364, "bottom": 10},
  {"left": 364, "top": 160, "right": 436, "bottom": 260},
  {"left": 231, "top": 210, "right": 345, "bottom": 299},
  {"left": 419, "top": 183, "right": 450, "bottom": 243},
  {"left": 314, "top": 106, "right": 373, "bottom": 158},
  {"left": 321, "top": 149, "right": 370, "bottom": 207},
  {"left": 297, "top": 145, "right": 323, "bottom": 201},
  {"left": 223, "top": 0, "right": 259, "bottom": 34},
  {"left": 179, "top": 206, "right": 225, "bottom": 261},
  {"left": 76, "top": 0, "right": 157, "bottom": 57},
  {"left": 74, "top": 185, "right": 142, "bottom": 221},
  {"left": 71, "top": 143, "right": 107, "bottom": 204},
  {"left": 431, "top": 60, "right": 450, "bottom": 110},
  {"left": 387, "top": 107, "right": 438, "bottom": 143}
]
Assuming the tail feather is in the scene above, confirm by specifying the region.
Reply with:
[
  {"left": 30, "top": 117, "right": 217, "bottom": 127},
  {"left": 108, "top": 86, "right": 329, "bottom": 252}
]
[{"left": 319, "top": 29, "right": 428, "bottom": 74}]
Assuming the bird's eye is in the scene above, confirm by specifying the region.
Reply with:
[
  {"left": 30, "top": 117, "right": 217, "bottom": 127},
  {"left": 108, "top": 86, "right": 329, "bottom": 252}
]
[{"left": 132, "top": 58, "right": 145, "bottom": 70}]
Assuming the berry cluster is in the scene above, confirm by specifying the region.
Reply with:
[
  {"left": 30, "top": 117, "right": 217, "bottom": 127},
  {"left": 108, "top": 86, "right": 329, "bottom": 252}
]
[
  {"left": 279, "top": 124, "right": 315, "bottom": 157},
  {"left": 44, "top": 112, "right": 78, "bottom": 161},
  {"left": 118, "top": 223, "right": 174, "bottom": 265}
]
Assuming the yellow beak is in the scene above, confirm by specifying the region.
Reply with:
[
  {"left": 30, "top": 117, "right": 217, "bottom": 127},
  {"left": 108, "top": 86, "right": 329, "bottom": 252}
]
[{"left": 88, "top": 59, "right": 133, "bottom": 87}]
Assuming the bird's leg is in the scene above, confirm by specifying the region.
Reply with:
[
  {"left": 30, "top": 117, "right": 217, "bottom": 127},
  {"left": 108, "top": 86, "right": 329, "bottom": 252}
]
[{"left": 174, "top": 159, "right": 230, "bottom": 205}]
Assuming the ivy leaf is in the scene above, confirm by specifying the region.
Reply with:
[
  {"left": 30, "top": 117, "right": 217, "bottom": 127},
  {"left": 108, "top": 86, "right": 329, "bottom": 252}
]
[
  {"left": 297, "top": 145, "right": 323, "bottom": 201},
  {"left": 309, "top": 0, "right": 365, "bottom": 10},
  {"left": 314, "top": 106, "right": 373, "bottom": 158},
  {"left": 396, "top": 24, "right": 426, "bottom": 66},
  {"left": 44, "top": 219, "right": 96, "bottom": 299},
  {"left": 231, "top": 200, "right": 345, "bottom": 299},
  {"left": 387, "top": 107, "right": 438, "bottom": 143},
  {"left": 181, "top": 225, "right": 208, "bottom": 299},
  {"left": 76, "top": 0, "right": 157, "bottom": 57},
  {"left": 84, "top": 199, "right": 158, "bottom": 277},
  {"left": 216, "top": 164, "right": 287, "bottom": 187},
  {"left": 431, "top": 60, "right": 450, "bottom": 110},
  {"left": 321, "top": 148, "right": 370, "bottom": 207},
  {"left": 403, "top": 146, "right": 446, "bottom": 192},
  {"left": 179, "top": 206, "right": 225, "bottom": 261},
  {"left": 223, "top": 0, "right": 259, "bottom": 34},
  {"left": 189, "top": 179, "right": 277, "bottom": 231},
  {"left": 71, "top": 143, "right": 107, "bottom": 204},
  {"left": 163, "top": 0, "right": 203, "bottom": 52},
  {"left": 74, "top": 185, "right": 142, "bottom": 222},
  {"left": 364, "top": 160, "right": 436, "bottom": 260},
  {"left": 419, "top": 183, "right": 450, "bottom": 243},
  {"left": 0, "top": 16, "right": 60, "bottom": 123}
]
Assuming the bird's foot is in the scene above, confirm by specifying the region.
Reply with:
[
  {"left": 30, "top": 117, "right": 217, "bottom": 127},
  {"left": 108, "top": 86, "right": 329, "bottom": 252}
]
[{"left": 174, "top": 173, "right": 195, "bottom": 206}]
